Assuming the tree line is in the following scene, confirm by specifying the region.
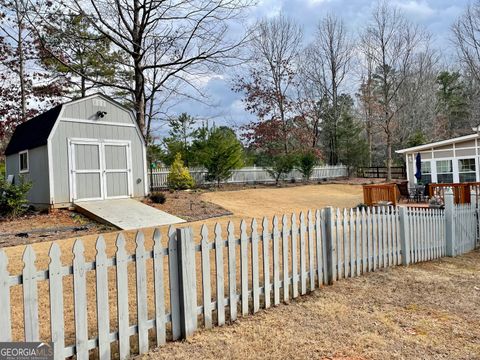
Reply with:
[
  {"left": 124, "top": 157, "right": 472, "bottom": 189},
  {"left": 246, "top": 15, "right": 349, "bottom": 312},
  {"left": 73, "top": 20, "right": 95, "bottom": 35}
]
[
  {"left": 234, "top": 2, "right": 480, "bottom": 180},
  {"left": 2, "top": 0, "right": 480, "bottom": 181}
]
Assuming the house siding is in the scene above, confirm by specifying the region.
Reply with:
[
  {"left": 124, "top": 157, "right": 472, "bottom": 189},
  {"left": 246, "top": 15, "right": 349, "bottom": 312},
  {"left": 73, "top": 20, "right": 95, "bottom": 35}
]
[
  {"left": 402, "top": 134, "right": 480, "bottom": 185},
  {"left": 61, "top": 97, "right": 132, "bottom": 124},
  {"left": 50, "top": 98, "right": 146, "bottom": 204},
  {"left": 5, "top": 145, "right": 50, "bottom": 205}
]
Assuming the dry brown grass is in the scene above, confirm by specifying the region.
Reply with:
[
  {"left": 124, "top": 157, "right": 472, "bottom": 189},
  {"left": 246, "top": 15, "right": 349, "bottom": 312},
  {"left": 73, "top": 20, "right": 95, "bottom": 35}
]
[
  {"left": 1, "top": 184, "right": 363, "bottom": 351},
  {"left": 143, "top": 250, "right": 480, "bottom": 360}
]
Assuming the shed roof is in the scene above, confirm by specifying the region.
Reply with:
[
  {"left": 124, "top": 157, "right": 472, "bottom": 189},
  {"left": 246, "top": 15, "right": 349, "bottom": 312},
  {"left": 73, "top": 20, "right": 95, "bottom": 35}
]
[
  {"left": 396, "top": 133, "right": 479, "bottom": 154},
  {"left": 4, "top": 93, "right": 139, "bottom": 156},
  {"left": 4, "top": 105, "right": 62, "bottom": 155}
]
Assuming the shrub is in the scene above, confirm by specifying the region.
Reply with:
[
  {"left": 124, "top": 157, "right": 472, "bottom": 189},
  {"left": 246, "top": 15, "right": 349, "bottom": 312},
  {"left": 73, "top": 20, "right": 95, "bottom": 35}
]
[
  {"left": 296, "top": 151, "right": 317, "bottom": 181},
  {"left": 167, "top": 153, "right": 195, "bottom": 190},
  {"left": 0, "top": 177, "right": 32, "bottom": 218},
  {"left": 194, "top": 127, "right": 244, "bottom": 186},
  {"left": 266, "top": 154, "right": 297, "bottom": 185},
  {"left": 150, "top": 192, "right": 167, "bottom": 204}
]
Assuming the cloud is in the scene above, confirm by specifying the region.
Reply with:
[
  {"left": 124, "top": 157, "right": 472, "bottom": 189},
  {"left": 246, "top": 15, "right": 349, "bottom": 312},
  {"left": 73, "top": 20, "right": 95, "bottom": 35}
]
[
  {"left": 158, "top": 0, "right": 471, "bottom": 139},
  {"left": 393, "top": 1, "right": 436, "bottom": 18}
]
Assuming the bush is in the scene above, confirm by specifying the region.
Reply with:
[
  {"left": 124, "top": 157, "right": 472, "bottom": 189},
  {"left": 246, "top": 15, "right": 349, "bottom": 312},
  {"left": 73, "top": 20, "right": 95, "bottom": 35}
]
[
  {"left": 267, "top": 154, "right": 297, "bottom": 185},
  {"left": 150, "top": 192, "right": 167, "bottom": 204},
  {"left": 167, "top": 153, "right": 195, "bottom": 190},
  {"left": 296, "top": 151, "right": 317, "bottom": 181},
  {"left": 194, "top": 127, "right": 244, "bottom": 186},
  {"left": 0, "top": 177, "right": 32, "bottom": 218}
]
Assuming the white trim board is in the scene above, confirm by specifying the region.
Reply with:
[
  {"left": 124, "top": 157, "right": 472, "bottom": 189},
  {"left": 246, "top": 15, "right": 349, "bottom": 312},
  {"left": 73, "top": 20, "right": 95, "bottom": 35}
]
[
  {"left": 60, "top": 117, "right": 136, "bottom": 128},
  {"left": 19, "top": 150, "right": 29, "bottom": 174},
  {"left": 397, "top": 133, "right": 479, "bottom": 154},
  {"left": 68, "top": 138, "right": 133, "bottom": 202}
]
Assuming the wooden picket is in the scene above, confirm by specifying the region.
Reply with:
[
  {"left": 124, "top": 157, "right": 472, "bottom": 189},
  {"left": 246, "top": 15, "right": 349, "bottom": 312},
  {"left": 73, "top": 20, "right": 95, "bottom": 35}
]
[
  {"left": 250, "top": 219, "right": 260, "bottom": 314},
  {"left": 262, "top": 217, "right": 271, "bottom": 309},
  {"left": 95, "top": 236, "right": 110, "bottom": 360},
  {"left": 1, "top": 199, "right": 476, "bottom": 360},
  {"left": 201, "top": 225, "right": 212, "bottom": 329},
  {"left": 135, "top": 232, "right": 149, "bottom": 354},
  {"left": 282, "top": 215, "right": 290, "bottom": 301},
  {"left": 240, "top": 220, "right": 249, "bottom": 316},
  {"left": 72, "top": 240, "right": 88, "bottom": 359},
  {"left": 115, "top": 233, "right": 130, "bottom": 359},
  {"left": 0, "top": 250, "right": 12, "bottom": 342},
  {"left": 152, "top": 229, "right": 166, "bottom": 345},
  {"left": 215, "top": 223, "right": 226, "bottom": 324},
  {"left": 48, "top": 243, "right": 64, "bottom": 360},
  {"left": 227, "top": 222, "right": 237, "bottom": 321},
  {"left": 291, "top": 213, "right": 299, "bottom": 298}
]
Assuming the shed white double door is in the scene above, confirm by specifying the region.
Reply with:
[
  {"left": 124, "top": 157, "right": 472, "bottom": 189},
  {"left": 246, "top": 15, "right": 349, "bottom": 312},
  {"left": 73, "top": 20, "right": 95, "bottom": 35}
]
[{"left": 69, "top": 139, "right": 133, "bottom": 201}]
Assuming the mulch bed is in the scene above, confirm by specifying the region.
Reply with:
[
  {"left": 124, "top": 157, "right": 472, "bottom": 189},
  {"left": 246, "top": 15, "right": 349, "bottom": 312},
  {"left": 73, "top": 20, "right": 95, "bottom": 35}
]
[
  {"left": 0, "top": 210, "right": 114, "bottom": 248},
  {"left": 144, "top": 190, "right": 232, "bottom": 222}
]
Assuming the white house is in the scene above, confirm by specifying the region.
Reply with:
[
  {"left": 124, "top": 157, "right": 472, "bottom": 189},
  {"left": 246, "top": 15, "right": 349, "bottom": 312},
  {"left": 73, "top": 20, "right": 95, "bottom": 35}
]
[{"left": 397, "top": 131, "right": 480, "bottom": 186}]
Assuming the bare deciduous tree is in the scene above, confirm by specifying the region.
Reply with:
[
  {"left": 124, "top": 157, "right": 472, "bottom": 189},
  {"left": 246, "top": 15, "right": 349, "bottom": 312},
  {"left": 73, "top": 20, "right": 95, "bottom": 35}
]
[
  {"left": 33, "top": 0, "right": 253, "bottom": 134},
  {"left": 360, "top": 1, "right": 428, "bottom": 181},
  {"left": 452, "top": 1, "right": 480, "bottom": 83},
  {"left": 234, "top": 15, "right": 303, "bottom": 155},
  {"left": 302, "top": 14, "right": 353, "bottom": 164}
]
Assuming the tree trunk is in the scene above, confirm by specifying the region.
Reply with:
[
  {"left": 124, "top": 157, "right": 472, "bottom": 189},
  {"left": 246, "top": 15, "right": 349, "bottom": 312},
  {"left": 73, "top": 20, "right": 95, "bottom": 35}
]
[
  {"left": 386, "top": 129, "right": 392, "bottom": 182},
  {"left": 16, "top": 1, "right": 26, "bottom": 122},
  {"left": 132, "top": 0, "right": 145, "bottom": 134}
]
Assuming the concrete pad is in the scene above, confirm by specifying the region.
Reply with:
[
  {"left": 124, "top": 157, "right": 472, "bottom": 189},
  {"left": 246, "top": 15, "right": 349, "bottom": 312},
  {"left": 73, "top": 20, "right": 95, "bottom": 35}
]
[{"left": 75, "top": 199, "right": 185, "bottom": 230}]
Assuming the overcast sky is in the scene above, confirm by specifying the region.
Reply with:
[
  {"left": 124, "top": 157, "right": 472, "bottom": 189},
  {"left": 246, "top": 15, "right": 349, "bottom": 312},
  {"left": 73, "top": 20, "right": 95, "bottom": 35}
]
[{"left": 158, "top": 0, "right": 469, "bottom": 137}]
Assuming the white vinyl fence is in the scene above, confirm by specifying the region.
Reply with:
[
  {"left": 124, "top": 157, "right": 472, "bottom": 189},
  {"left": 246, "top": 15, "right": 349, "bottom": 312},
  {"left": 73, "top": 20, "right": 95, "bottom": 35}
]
[
  {"left": 149, "top": 165, "right": 348, "bottom": 189},
  {"left": 0, "top": 190, "right": 477, "bottom": 359}
]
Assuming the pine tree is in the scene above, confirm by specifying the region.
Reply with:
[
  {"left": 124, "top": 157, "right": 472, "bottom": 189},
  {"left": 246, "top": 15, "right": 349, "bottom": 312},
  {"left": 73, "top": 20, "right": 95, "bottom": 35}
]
[
  {"left": 38, "top": 12, "right": 126, "bottom": 98},
  {"left": 196, "top": 127, "right": 244, "bottom": 186}
]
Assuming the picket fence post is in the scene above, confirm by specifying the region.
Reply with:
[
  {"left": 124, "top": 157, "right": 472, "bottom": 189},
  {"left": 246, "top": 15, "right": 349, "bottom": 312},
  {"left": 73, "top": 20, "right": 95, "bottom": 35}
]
[
  {"left": 398, "top": 206, "right": 410, "bottom": 266},
  {"left": 176, "top": 227, "right": 198, "bottom": 338},
  {"left": 471, "top": 189, "right": 478, "bottom": 209},
  {"left": 324, "top": 207, "right": 335, "bottom": 285},
  {"left": 471, "top": 190, "right": 479, "bottom": 249},
  {"left": 445, "top": 188, "right": 456, "bottom": 257}
]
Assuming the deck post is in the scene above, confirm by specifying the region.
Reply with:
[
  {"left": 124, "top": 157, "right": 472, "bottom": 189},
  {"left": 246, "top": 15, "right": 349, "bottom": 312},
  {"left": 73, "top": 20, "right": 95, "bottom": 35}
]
[
  {"left": 176, "top": 227, "right": 198, "bottom": 338},
  {"left": 398, "top": 206, "right": 410, "bottom": 266},
  {"left": 445, "top": 188, "right": 456, "bottom": 257}
]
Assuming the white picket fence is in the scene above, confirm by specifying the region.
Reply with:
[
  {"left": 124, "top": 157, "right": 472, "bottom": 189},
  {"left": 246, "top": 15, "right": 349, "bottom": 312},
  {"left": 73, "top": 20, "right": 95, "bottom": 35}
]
[
  {"left": 149, "top": 165, "right": 348, "bottom": 189},
  {"left": 0, "top": 190, "right": 477, "bottom": 359}
]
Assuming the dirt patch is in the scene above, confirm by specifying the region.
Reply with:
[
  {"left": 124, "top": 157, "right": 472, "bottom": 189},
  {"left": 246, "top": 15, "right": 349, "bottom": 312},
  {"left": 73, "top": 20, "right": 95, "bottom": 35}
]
[
  {"left": 0, "top": 210, "right": 114, "bottom": 248},
  {"left": 144, "top": 250, "right": 480, "bottom": 360}
]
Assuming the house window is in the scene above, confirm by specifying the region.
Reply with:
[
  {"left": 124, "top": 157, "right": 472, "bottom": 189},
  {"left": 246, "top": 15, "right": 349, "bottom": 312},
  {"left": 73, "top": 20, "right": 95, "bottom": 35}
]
[
  {"left": 19, "top": 150, "right": 29, "bottom": 173},
  {"left": 420, "top": 161, "right": 431, "bottom": 184},
  {"left": 436, "top": 160, "right": 453, "bottom": 183},
  {"left": 458, "top": 158, "right": 476, "bottom": 183}
]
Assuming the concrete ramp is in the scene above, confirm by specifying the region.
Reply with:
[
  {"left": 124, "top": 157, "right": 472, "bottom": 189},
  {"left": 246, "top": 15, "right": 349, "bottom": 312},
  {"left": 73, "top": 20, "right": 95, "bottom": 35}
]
[{"left": 75, "top": 199, "right": 185, "bottom": 230}]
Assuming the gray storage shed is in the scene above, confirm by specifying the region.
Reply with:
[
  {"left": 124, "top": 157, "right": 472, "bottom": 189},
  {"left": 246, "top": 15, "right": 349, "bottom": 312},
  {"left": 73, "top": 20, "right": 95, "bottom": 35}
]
[{"left": 4, "top": 93, "right": 148, "bottom": 208}]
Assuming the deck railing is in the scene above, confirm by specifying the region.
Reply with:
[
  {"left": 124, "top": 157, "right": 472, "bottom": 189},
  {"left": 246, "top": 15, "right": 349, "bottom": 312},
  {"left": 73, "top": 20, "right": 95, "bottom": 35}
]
[
  {"left": 362, "top": 183, "right": 401, "bottom": 206},
  {"left": 429, "top": 182, "right": 480, "bottom": 204}
]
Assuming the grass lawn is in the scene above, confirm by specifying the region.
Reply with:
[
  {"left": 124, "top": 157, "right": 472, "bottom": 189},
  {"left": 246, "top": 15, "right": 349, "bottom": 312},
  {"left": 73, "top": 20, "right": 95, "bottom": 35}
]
[{"left": 144, "top": 250, "right": 480, "bottom": 360}]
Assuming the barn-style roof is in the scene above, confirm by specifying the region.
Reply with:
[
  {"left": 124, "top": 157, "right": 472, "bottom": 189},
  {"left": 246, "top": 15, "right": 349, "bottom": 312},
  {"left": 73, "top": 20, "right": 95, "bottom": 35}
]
[
  {"left": 4, "top": 105, "right": 62, "bottom": 155},
  {"left": 4, "top": 93, "right": 139, "bottom": 156}
]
